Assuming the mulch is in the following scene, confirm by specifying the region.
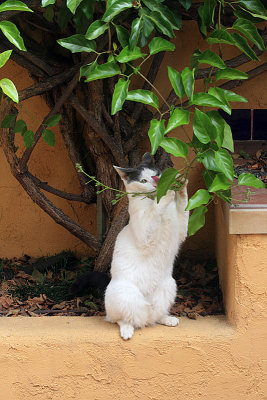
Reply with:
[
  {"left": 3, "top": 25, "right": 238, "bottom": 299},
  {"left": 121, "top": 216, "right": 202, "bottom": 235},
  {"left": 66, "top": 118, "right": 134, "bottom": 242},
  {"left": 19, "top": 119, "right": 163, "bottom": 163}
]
[
  {"left": 0, "top": 253, "right": 224, "bottom": 319},
  {"left": 233, "top": 148, "right": 267, "bottom": 185}
]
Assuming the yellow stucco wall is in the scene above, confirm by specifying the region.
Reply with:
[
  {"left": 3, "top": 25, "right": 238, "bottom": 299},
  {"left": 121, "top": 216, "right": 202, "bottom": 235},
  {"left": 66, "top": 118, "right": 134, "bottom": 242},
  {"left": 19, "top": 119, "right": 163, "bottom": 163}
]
[
  {"left": 0, "top": 205, "right": 266, "bottom": 399},
  {"left": 0, "top": 21, "right": 266, "bottom": 258}
]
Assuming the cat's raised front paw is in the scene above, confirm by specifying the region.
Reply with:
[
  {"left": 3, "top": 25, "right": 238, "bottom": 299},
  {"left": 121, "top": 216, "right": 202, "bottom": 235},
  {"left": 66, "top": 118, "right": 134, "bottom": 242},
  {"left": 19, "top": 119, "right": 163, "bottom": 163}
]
[
  {"left": 119, "top": 323, "right": 134, "bottom": 340},
  {"left": 158, "top": 315, "right": 179, "bottom": 327}
]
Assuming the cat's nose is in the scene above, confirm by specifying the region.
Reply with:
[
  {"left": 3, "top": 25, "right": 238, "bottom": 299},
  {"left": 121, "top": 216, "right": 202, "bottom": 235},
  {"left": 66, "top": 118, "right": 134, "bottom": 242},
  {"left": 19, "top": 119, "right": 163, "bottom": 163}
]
[{"left": 152, "top": 176, "right": 160, "bottom": 187}]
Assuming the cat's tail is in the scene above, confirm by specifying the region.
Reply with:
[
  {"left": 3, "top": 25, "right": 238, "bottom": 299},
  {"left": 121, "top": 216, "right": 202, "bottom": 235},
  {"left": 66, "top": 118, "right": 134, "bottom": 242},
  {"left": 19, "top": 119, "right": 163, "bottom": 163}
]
[{"left": 69, "top": 271, "right": 110, "bottom": 297}]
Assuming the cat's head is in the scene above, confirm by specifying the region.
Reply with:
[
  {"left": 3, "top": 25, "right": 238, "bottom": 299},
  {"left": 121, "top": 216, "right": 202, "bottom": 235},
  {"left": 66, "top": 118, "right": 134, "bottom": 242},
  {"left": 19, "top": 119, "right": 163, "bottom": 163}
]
[{"left": 114, "top": 153, "right": 161, "bottom": 193}]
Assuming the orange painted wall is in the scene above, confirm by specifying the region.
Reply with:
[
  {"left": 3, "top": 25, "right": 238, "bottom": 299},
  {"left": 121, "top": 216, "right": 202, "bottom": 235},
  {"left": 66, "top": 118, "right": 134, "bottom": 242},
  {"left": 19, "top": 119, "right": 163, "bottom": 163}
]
[{"left": 0, "top": 20, "right": 266, "bottom": 258}]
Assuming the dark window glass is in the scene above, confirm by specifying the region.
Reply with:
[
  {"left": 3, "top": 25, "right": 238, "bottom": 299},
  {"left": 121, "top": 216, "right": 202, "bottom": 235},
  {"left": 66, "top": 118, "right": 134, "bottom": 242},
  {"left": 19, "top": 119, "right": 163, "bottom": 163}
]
[
  {"left": 219, "top": 109, "right": 251, "bottom": 140},
  {"left": 253, "top": 110, "right": 267, "bottom": 140}
]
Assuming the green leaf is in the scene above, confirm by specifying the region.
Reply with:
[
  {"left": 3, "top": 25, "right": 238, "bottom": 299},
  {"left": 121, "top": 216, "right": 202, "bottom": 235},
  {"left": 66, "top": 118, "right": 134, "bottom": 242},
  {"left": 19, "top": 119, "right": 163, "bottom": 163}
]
[
  {"left": 222, "top": 121, "right": 234, "bottom": 152},
  {"left": 234, "top": 6, "right": 265, "bottom": 23},
  {"left": 148, "top": 119, "right": 165, "bottom": 155},
  {"left": 186, "top": 189, "right": 210, "bottom": 211},
  {"left": 42, "top": 129, "right": 55, "bottom": 146},
  {"left": 14, "top": 119, "right": 27, "bottom": 133},
  {"left": 160, "top": 137, "right": 188, "bottom": 158},
  {"left": 201, "top": 149, "right": 222, "bottom": 172},
  {"left": 22, "top": 130, "right": 34, "bottom": 148},
  {"left": 214, "top": 149, "right": 234, "bottom": 180},
  {"left": 80, "top": 60, "right": 97, "bottom": 79},
  {"left": 167, "top": 67, "right": 185, "bottom": 99},
  {"left": 0, "top": 50, "right": 12, "bottom": 68},
  {"left": 66, "top": 0, "right": 83, "bottom": 14},
  {"left": 102, "top": 0, "right": 133, "bottom": 22},
  {"left": 1, "top": 113, "right": 16, "bottom": 128},
  {"left": 57, "top": 1, "right": 72, "bottom": 31},
  {"left": 42, "top": 0, "right": 56, "bottom": 6},
  {"left": 165, "top": 108, "right": 190, "bottom": 133},
  {"left": 156, "top": 167, "right": 178, "bottom": 203},
  {"left": 148, "top": 11, "right": 174, "bottom": 38},
  {"left": 208, "top": 87, "right": 231, "bottom": 115},
  {"left": 202, "top": 0, "right": 217, "bottom": 26},
  {"left": 232, "top": 18, "right": 265, "bottom": 51},
  {"left": 239, "top": 8, "right": 267, "bottom": 20},
  {"left": 188, "top": 205, "right": 208, "bottom": 236},
  {"left": 0, "top": 21, "right": 26, "bottom": 51},
  {"left": 126, "top": 89, "right": 159, "bottom": 109},
  {"left": 181, "top": 67, "right": 194, "bottom": 100},
  {"left": 139, "top": 15, "right": 154, "bottom": 47},
  {"left": 57, "top": 34, "right": 96, "bottom": 53},
  {"left": 0, "top": 78, "right": 18, "bottom": 103},
  {"left": 190, "top": 93, "right": 226, "bottom": 108},
  {"left": 215, "top": 68, "right": 248, "bottom": 81},
  {"left": 46, "top": 114, "right": 61, "bottom": 127},
  {"left": 129, "top": 18, "right": 142, "bottom": 49},
  {"left": 232, "top": 32, "right": 258, "bottom": 60},
  {"left": 193, "top": 108, "right": 215, "bottom": 144},
  {"left": 0, "top": 1, "right": 33, "bottom": 12},
  {"left": 220, "top": 88, "right": 248, "bottom": 103},
  {"left": 206, "top": 110, "right": 225, "bottom": 148},
  {"left": 116, "top": 46, "right": 146, "bottom": 63},
  {"left": 43, "top": 5, "right": 54, "bottom": 22},
  {"left": 84, "top": 61, "right": 121, "bottom": 82},
  {"left": 111, "top": 78, "right": 130, "bottom": 115},
  {"left": 239, "top": 0, "right": 267, "bottom": 16},
  {"left": 207, "top": 29, "right": 236, "bottom": 45},
  {"left": 85, "top": 20, "right": 108, "bottom": 40},
  {"left": 198, "top": 6, "right": 207, "bottom": 37},
  {"left": 116, "top": 25, "right": 129, "bottom": 47},
  {"left": 202, "top": 169, "right": 216, "bottom": 188},
  {"left": 208, "top": 173, "right": 231, "bottom": 192},
  {"left": 198, "top": 50, "right": 226, "bottom": 69},
  {"left": 179, "top": 0, "right": 192, "bottom": 11},
  {"left": 149, "top": 37, "right": 175, "bottom": 55},
  {"left": 238, "top": 172, "right": 265, "bottom": 188}
]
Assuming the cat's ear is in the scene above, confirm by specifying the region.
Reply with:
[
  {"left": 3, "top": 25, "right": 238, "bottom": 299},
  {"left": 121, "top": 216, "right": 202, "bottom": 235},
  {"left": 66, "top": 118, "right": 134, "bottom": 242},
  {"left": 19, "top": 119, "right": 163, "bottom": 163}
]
[
  {"left": 142, "top": 152, "right": 153, "bottom": 166},
  {"left": 114, "top": 166, "right": 134, "bottom": 180}
]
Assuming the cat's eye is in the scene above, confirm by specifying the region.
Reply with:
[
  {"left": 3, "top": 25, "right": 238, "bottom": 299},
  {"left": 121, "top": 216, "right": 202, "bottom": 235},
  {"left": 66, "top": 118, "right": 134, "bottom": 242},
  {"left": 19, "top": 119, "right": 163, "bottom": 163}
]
[{"left": 141, "top": 179, "right": 147, "bottom": 183}]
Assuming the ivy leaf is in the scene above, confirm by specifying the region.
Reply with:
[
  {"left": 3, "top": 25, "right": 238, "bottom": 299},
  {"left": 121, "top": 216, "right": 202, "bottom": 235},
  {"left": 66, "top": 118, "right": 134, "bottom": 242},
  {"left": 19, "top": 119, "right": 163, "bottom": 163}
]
[
  {"left": 190, "top": 93, "right": 226, "bottom": 108},
  {"left": 216, "top": 68, "right": 248, "bottom": 81},
  {"left": 41, "top": 0, "right": 56, "bottom": 6},
  {"left": 232, "top": 32, "right": 258, "bottom": 60},
  {"left": 46, "top": 114, "right": 61, "bottom": 127},
  {"left": 57, "top": 1, "right": 72, "bottom": 31},
  {"left": 208, "top": 87, "right": 231, "bottom": 115},
  {"left": 206, "top": 110, "right": 225, "bottom": 148},
  {"left": 22, "top": 130, "right": 34, "bottom": 148},
  {"left": 149, "top": 37, "right": 175, "bottom": 55},
  {"left": 222, "top": 121, "right": 234, "bottom": 152},
  {"left": 129, "top": 18, "right": 142, "bottom": 49},
  {"left": 156, "top": 167, "right": 178, "bottom": 203},
  {"left": 219, "top": 88, "right": 248, "bottom": 103},
  {"left": 188, "top": 205, "right": 208, "bottom": 236},
  {"left": 239, "top": 0, "right": 267, "bottom": 16},
  {"left": 238, "top": 172, "right": 265, "bottom": 188},
  {"left": 167, "top": 67, "right": 185, "bottom": 99},
  {"left": 139, "top": 15, "right": 154, "bottom": 47},
  {"left": 14, "top": 119, "right": 27, "bottom": 133},
  {"left": 214, "top": 149, "right": 234, "bottom": 180},
  {"left": 43, "top": 129, "right": 55, "bottom": 146},
  {"left": 181, "top": 67, "right": 194, "bottom": 100},
  {"left": 207, "top": 29, "right": 236, "bottom": 45},
  {"left": 0, "top": 1, "right": 33, "bottom": 12},
  {"left": 148, "top": 11, "right": 174, "bottom": 38},
  {"left": 160, "top": 137, "right": 188, "bottom": 158},
  {"left": 202, "top": 169, "right": 216, "bottom": 188},
  {"left": 85, "top": 20, "right": 108, "bottom": 40},
  {"left": 198, "top": 50, "right": 226, "bottom": 69},
  {"left": 148, "top": 119, "right": 165, "bottom": 155},
  {"left": 165, "top": 108, "right": 190, "bottom": 133},
  {"left": 200, "top": 149, "right": 222, "bottom": 172},
  {"left": 208, "top": 173, "right": 231, "bottom": 192},
  {"left": 111, "top": 78, "right": 130, "bottom": 115},
  {"left": 232, "top": 18, "right": 265, "bottom": 51},
  {"left": 0, "top": 78, "right": 19, "bottom": 103},
  {"left": 84, "top": 61, "right": 121, "bottom": 82},
  {"left": 0, "top": 21, "right": 26, "bottom": 51},
  {"left": 44, "top": 5, "right": 54, "bottom": 22},
  {"left": 186, "top": 189, "right": 210, "bottom": 211},
  {"left": 66, "top": 0, "right": 83, "bottom": 14},
  {"left": 1, "top": 113, "right": 16, "bottom": 128},
  {"left": 0, "top": 50, "right": 12, "bottom": 68},
  {"left": 80, "top": 60, "right": 97, "bottom": 79},
  {"left": 116, "top": 46, "right": 146, "bottom": 63},
  {"left": 126, "top": 90, "right": 159, "bottom": 109},
  {"left": 202, "top": 0, "right": 217, "bottom": 26},
  {"left": 102, "top": 0, "right": 133, "bottom": 22},
  {"left": 179, "top": 0, "right": 192, "bottom": 11},
  {"left": 57, "top": 34, "right": 96, "bottom": 53},
  {"left": 193, "top": 108, "right": 215, "bottom": 144},
  {"left": 116, "top": 25, "right": 129, "bottom": 47}
]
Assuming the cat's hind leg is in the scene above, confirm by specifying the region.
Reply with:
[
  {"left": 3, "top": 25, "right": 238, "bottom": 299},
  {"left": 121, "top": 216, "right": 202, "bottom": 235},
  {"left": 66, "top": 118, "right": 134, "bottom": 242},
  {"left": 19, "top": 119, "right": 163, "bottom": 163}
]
[{"left": 105, "top": 280, "right": 150, "bottom": 340}]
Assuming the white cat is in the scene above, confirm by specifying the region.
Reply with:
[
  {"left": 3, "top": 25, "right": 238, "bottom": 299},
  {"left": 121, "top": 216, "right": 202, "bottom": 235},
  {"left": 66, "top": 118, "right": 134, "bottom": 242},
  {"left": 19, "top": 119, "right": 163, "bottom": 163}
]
[{"left": 105, "top": 153, "right": 189, "bottom": 340}]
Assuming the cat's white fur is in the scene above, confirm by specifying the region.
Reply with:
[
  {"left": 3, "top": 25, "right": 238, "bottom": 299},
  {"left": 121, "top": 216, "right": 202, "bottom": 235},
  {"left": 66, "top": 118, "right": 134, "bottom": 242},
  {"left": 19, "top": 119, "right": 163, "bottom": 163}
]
[{"left": 105, "top": 165, "right": 189, "bottom": 340}]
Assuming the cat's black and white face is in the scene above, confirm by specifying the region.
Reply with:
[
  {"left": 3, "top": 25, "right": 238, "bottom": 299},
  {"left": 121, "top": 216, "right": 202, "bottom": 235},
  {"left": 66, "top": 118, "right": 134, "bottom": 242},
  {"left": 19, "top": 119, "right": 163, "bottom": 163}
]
[{"left": 114, "top": 153, "right": 161, "bottom": 193}]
